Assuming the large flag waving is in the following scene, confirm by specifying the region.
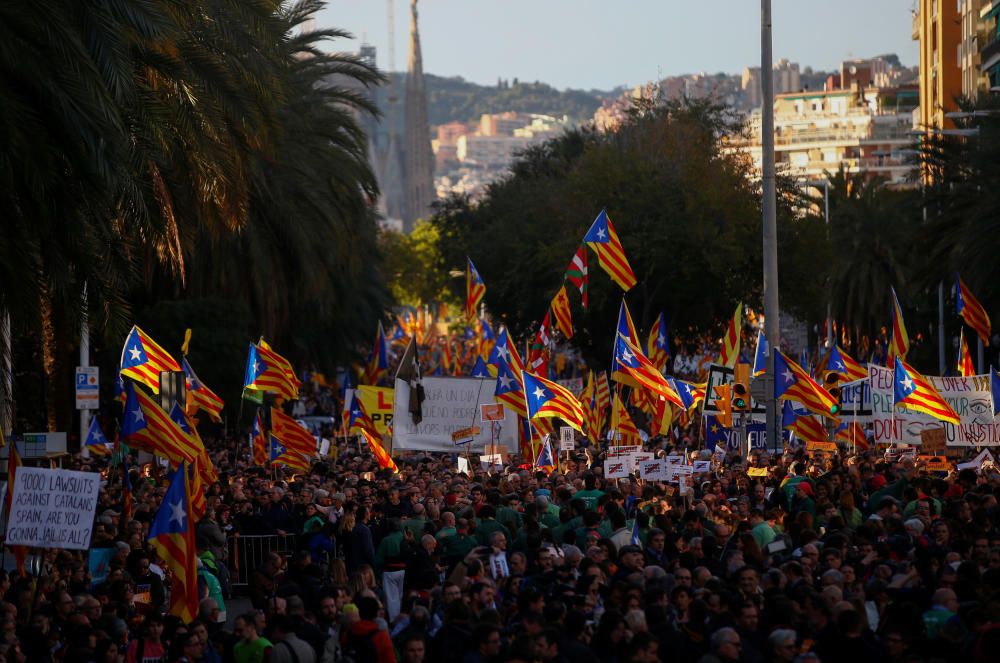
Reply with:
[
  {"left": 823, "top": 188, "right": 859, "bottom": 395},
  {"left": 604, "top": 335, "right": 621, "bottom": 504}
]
[
  {"left": 564, "top": 245, "right": 589, "bottom": 308},
  {"left": 466, "top": 257, "right": 486, "bottom": 319},
  {"left": 120, "top": 326, "right": 181, "bottom": 394},
  {"left": 494, "top": 356, "right": 528, "bottom": 417},
  {"left": 122, "top": 384, "right": 200, "bottom": 465},
  {"left": 272, "top": 408, "right": 317, "bottom": 456},
  {"left": 550, "top": 285, "right": 574, "bottom": 339},
  {"left": 611, "top": 300, "right": 642, "bottom": 383},
  {"left": 244, "top": 343, "right": 299, "bottom": 400},
  {"left": 894, "top": 358, "right": 960, "bottom": 424},
  {"left": 583, "top": 209, "right": 636, "bottom": 291},
  {"left": 827, "top": 345, "right": 867, "bottom": 382},
  {"left": 835, "top": 421, "right": 869, "bottom": 450},
  {"left": 774, "top": 351, "right": 840, "bottom": 419},
  {"left": 181, "top": 357, "right": 223, "bottom": 423},
  {"left": 612, "top": 333, "right": 684, "bottom": 409},
  {"left": 148, "top": 462, "right": 198, "bottom": 622},
  {"left": 719, "top": 303, "right": 742, "bottom": 368},
  {"left": 270, "top": 436, "right": 311, "bottom": 472},
  {"left": 522, "top": 371, "right": 585, "bottom": 432},
  {"left": 888, "top": 287, "right": 910, "bottom": 364},
  {"left": 956, "top": 274, "right": 991, "bottom": 346}
]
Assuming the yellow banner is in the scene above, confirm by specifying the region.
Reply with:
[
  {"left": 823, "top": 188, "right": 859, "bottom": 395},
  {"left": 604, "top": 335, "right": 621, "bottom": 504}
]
[
  {"left": 806, "top": 440, "right": 838, "bottom": 453},
  {"left": 358, "top": 385, "right": 394, "bottom": 434}
]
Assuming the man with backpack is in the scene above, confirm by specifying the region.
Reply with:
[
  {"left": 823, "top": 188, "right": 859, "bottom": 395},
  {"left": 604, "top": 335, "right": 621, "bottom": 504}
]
[{"left": 341, "top": 596, "right": 396, "bottom": 663}]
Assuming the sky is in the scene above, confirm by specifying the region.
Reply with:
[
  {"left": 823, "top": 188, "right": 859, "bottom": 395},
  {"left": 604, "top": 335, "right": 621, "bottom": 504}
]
[{"left": 316, "top": 1, "right": 919, "bottom": 91}]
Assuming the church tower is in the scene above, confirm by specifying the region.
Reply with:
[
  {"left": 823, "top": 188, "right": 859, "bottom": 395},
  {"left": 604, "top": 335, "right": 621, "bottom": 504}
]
[{"left": 402, "top": 0, "right": 435, "bottom": 232}]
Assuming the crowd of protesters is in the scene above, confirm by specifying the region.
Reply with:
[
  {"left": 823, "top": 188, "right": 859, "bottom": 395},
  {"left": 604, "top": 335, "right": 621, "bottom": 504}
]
[{"left": 0, "top": 422, "right": 998, "bottom": 663}]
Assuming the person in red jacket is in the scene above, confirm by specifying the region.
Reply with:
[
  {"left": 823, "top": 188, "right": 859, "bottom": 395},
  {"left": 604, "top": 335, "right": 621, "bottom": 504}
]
[{"left": 341, "top": 596, "right": 396, "bottom": 663}]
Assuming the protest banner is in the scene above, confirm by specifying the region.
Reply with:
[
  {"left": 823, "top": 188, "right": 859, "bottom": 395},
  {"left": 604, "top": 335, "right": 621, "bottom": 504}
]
[
  {"left": 838, "top": 379, "right": 872, "bottom": 422},
  {"left": 393, "top": 377, "right": 518, "bottom": 452},
  {"left": 480, "top": 403, "right": 504, "bottom": 422},
  {"left": 6, "top": 467, "right": 100, "bottom": 550},
  {"left": 869, "top": 367, "right": 999, "bottom": 446}
]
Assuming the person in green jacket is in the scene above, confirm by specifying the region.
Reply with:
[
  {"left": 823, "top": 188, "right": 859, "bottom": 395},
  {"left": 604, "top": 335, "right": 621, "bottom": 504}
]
[
  {"left": 233, "top": 612, "right": 272, "bottom": 663},
  {"left": 474, "top": 506, "right": 511, "bottom": 546}
]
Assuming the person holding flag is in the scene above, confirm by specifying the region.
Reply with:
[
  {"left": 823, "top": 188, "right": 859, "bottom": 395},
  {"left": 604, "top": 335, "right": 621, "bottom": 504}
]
[{"left": 148, "top": 461, "right": 198, "bottom": 623}]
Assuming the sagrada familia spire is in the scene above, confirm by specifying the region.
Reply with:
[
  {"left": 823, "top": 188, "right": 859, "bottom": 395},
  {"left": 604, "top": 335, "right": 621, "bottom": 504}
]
[{"left": 401, "top": 0, "right": 435, "bottom": 232}]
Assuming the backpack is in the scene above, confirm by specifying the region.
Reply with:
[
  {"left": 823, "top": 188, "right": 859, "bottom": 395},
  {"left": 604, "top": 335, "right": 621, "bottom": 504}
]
[{"left": 341, "top": 628, "right": 379, "bottom": 663}]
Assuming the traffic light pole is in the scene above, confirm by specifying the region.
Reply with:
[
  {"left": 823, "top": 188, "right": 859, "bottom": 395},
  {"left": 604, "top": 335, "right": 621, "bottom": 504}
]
[{"left": 761, "top": 0, "right": 781, "bottom": 455}]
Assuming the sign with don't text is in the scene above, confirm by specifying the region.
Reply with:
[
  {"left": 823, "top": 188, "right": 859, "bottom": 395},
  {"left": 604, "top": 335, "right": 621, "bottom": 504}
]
[{"left": 6, "top": 467, "right": 100, "bottom": 550}]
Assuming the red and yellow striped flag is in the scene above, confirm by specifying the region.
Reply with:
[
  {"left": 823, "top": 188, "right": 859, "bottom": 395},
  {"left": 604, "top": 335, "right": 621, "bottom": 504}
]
[
  {"left": 583, "top": 209, "right": 636, "bottom": 291},
  {"left": 550, "top": 285, "right": 574, "bottom": 339},
  {"left": 719, "top": 303, "right": 742, "bottom": 368}
]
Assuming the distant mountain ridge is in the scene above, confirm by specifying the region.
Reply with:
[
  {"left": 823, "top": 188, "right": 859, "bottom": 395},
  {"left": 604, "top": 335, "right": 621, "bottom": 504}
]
[{"left": 386, "top": 73, "right": 615, "bottom": 125}]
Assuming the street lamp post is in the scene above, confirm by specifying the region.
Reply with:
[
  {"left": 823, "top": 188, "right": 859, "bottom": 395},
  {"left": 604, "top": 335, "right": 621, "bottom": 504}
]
[
  {"left": 799, "top": 180, "right": 832, "bottom": 350},
  {"left": 761, "top": 0, "right": 780, "bottom": 454}
]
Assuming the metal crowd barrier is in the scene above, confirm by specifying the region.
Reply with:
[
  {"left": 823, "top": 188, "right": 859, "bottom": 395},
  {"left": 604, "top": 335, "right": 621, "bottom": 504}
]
[{"left": 227, "top": 534, "right": 297, "bottom": 588}]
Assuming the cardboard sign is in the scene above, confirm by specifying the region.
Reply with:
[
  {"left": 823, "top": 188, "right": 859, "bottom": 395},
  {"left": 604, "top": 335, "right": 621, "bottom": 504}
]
[
  {"left": 604, "top": 459, "right": 630, "bottom": 479},
  {"left": 639, "top": 459, "right": 667, "bottom": 481},
  {"left": 665, "top": 455, "right": 684, "bottom": 465},
  {"left": 480, "top": 403, "right": 505, "bottom": 422},
  {"left": 457, "top": 456, "right": 470, "bottom": 475},
  {"left": 747, "top": 466, "right": 769, "bottom": 477},
  {"left": 806, "top": 441, "right": 838, "bottom": 453},
  {"left": 451, "top": 426, "right": 481, "bottom": 445},
  {"left": 6, "top": 467, "right": 100, "bottom": 550},
  {"left": 692, "top": 460, "right": 712, "bottom": 474},
  {"left": 559, "top": 427, "right": 575, "bottom": 451},
  {"left": 920, "top": 428, "right": 947, "bottom": 453}
]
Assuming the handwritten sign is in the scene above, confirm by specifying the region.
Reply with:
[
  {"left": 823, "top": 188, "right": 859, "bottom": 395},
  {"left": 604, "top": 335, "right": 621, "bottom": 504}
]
[
  {"left": 747, "top": 467, "right": 769, "bottom": 477},
  {"left": 692, "top": 460, "right": 712, "bottom": 474},
  {"left": 6, "top": 467, "right": 100, "bottom": 550},
  {"left": 870, "top": 366, "right": 999, "bottom": 446},
  {"left": 806, "top": 441, "right": 838, "bottom": 453},
  {"left": 920, "top": 428, "right": 947, "bottom": 453}
]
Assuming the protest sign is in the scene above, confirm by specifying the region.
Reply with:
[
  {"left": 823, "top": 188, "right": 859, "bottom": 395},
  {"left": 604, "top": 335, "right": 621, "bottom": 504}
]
[
  {"left": 6, "top": 467, "right": 100, "bottom": 550},
  {"left": 747, "top": 467, "right": 769, "bottom": 477},
  {"left": 920, "top": 428, "right": 947, "bottom": 453},
  {"left": 957, "top": 449, "right": 992, "bottom": 472},
  {"left": 838, "top": 379, "right": 871, "bottom": 422},
  {"left": 457, "top": 456, "right": 470, "bottom": 475},
  {"left": 806, "top": 441, "right": 838, "bottom": 453},
  {"left": 559, "top": 427, "right": 575, "bottom": 451},
  {"left": 480, "top": 403, "right": 504, "bottom": 422},
  {"left": 692, "top": 460, "right": 712, "bottom": 474},
  {"left": 604, "top": 458, "right": 630, "bottom": 479},
  {"left": 357, "top": 386, "right": 394, "bottom": 434},
  {"left": 870, "top": 367, "right": 999, "bottom": 446},
  {"left": 480, "top": 453, "right": 504, "bottom": 472},
  {"left": 393, "top": 377, "right": 518, "bottom": 452},
  {"left": 639, "top": 459, "right": 667, "bottom": 481},
  {"left": 665, "top": 455, "right": 684, "bottom": 465}
]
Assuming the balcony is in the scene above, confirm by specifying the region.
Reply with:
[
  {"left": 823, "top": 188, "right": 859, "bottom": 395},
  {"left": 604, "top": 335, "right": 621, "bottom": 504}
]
[{"left": 982, "top": 29, "right": 1000, "bottom": 68}]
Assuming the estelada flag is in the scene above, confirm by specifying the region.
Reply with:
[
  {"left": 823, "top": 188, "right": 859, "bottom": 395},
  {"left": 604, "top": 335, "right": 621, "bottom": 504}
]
[
  {"left": 583, "top": 209, "right": 636, "bottom": 291},
  {"left": 148, "top": 462, "right": 198, "bottom": 622},
  {"left": 894, "top": 358, "right": 960, "bottom": 424},
  {"left": 956, "top": 274, "right": 991, "bottom": 346},
  {"left": 120, "top": 326, "right": 181, "bottom": 394},
  {"left": 835, "top": 421, "right": 869, "bottom": 450},
  {"left": 466, "top": 257, "right": 486, "bottom": 319},
  {"left": 182, "top": 357, "right": 223, "bottom": 423},
  {"left": 272, "top": 408, "right": 318, "bottom": 456},
  {"left": 522, "top": 371, "right": 585, "bottom": 432},
  {"left": 827, "top": 345, "right": 867, "bottom": 382},
  {"left": 647, "top": 312, "right": 671, "bottom": 372},
  {"left": 360, "top": 428, "right": 398, "bottom": 473},
  {"left": 888, "top": 287, "right": 909, "bottom": 365},
  {"left": 774, "top": 351, "right": 840, "bottom": 419},
  {"left": 958, "top": 330, "right": 976, "bottom": 377},
  {"left": 550, "top": 285, "right": 574, "bottom": 339}
]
